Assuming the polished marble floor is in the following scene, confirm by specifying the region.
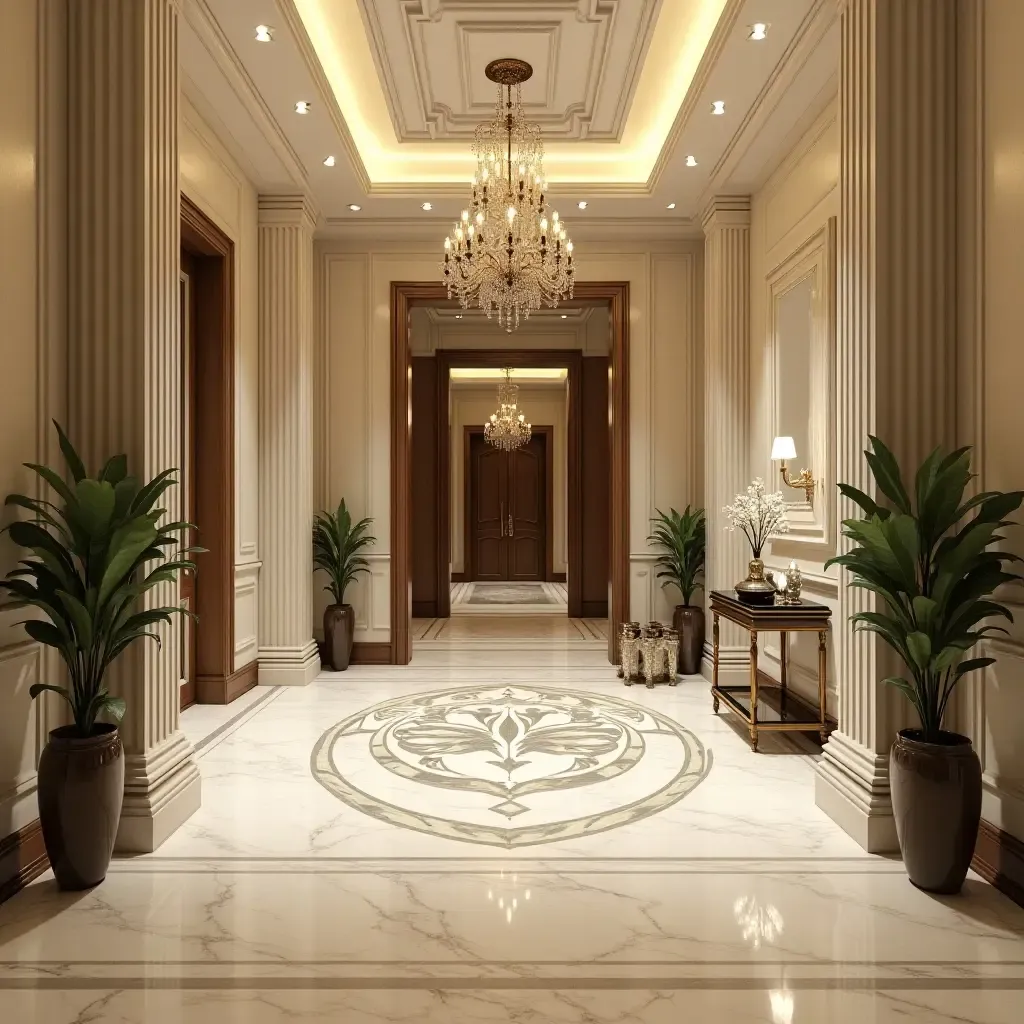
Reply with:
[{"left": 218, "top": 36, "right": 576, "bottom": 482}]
[{"left": 2, "top": 644, "right": 1023, "bottom": 1022}]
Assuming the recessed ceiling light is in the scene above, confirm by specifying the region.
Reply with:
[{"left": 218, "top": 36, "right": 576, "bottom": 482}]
[
  {"left": 577, "top": 201, "right": 588, "bottom": 210},
  {"left": 347, "top": 204, "right": 361, "bottom": 212},
  {"left": 255, "top": 24, "right": 273, "bottom": 42},
  {"left": 712, "top": 100, "right": 726, "bottom": 115},
  {"left": 750, "top": 22, "right": 768, "bottom": 40},
  {"left": 685, "top": 155, "right": 698, "bottom": 168},
  {"left": 455, "top": 314, "right": 463, "bottom": 319},
  {"left": 561, "top": 314, "right": 568, "bottom": 319},
  {"left": 295, "top": 101, "right": 311, "bottom": 114},
  {"left": 421, "top": 202, "right": 433, "bottom": 211},
  {"left": 667, "top": 203, "right": 676, "bottom": 210},
  {"left": 323, "top": 155, "right": 336, "bottom": 167}
]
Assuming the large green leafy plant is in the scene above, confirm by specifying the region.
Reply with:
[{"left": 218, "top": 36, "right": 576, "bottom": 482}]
[
  {"left": 313, "top": 499, "right": 375, "bottom": 605},
  {"left": 826, "top": 436, "right": 1023, "bottom": 742},
  {"left": 648, "top": 506, "right": 706, "bottom": 606},
  {"left": 0, "top": 424, "right": 198, "bottom": 737}
]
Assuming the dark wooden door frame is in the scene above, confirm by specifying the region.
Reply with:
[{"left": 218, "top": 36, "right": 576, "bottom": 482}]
[
  {"left": 390, "top": 282, "right": 629, "bottom": 664},
  {"left": 463, "top": 425, "right": 554, "bottom": 583},
  {"left": 441, "top": 351, "right": 580, "bottom": 617},
  {"left": 180, "top": 196, "right": 254, "bottom": 705}
]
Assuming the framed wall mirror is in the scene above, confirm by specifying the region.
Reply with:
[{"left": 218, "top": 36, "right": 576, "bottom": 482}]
[{"left": 765, "top": 217, "right": 836, "bottom": 549}]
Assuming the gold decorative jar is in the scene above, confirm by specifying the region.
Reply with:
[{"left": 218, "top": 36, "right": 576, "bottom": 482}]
[{"left": 735, "top": 558, "right": 778, "bottom": 606}]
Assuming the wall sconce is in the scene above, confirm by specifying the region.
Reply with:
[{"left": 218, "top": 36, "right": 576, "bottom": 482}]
[{"left": 771, "top": 436, "right": 815, "bottom": 505}]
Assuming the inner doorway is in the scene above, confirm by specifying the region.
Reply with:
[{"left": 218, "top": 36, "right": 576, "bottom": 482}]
[{"left": 467, "top": 429, "right": 549, "bottom": 582}]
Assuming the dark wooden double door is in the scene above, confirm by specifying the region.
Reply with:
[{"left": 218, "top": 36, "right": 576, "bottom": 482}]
[{"left": 469, "top": 432, "right": 546, "bottom": 581}]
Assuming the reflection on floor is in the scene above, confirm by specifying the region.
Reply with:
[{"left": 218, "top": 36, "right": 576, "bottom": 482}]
[
  {"left": 2, "top": 644, "right": 1023, "bottom": 1022},
  {"left": 450, "top": 580, "right": 569, "bottom": 615}
]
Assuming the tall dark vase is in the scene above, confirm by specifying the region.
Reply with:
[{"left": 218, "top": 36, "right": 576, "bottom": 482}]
[
  {"left": 324, "top": 603, "right": 355, "bottom": 671},
  {"left": 672, "top": 605, "right": 705, "bottom": 676},
  {"left": 37, "top": 724, "right": 124, "bottom": 891},
  {"left": 890, "top": 729, "right": 982, "bottom": 894}
]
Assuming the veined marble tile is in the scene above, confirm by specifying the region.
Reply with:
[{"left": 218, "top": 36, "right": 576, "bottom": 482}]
[{"left": 3, "top": 652, "right": 1022, "bottom": 1023}]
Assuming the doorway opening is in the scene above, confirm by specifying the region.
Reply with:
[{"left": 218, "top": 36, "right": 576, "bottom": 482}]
[
  {"left": 179, "top": 197, "right": 249, "bottom": 707},
  {"left": 393, "top": 286, "right": 630, "bottom": 664}
]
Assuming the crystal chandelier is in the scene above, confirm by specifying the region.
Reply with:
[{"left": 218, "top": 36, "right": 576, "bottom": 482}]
[
  {"left": 484, "top": 368, "right": 532, "bottom": 452},
  {"left": 441, "top": 58, "right": 575, "bottom": 332}
]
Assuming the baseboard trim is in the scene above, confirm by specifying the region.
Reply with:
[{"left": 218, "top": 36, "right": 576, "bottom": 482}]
[
  {"left": 551, "top": 572, "right": 567, "bottom": 583},
  {"left": 0, "top": 820, "right": 49, "bottom": 906},
  {"left": 196, "top": 661, "right": 258, "bottom": 705},
  {"left": 351, "top": 642, "right": 392, "bottom": 665},
  {"left": 450, "top": 572, "right": 467, "bottom": 583},
  {"left": 972, "top": 818, "right": 1024, "bottom": 908},
  {"left": 580, "top": 600, "right": 608, "bottom": 617},
  {"left": 412, "top": 601, "right": 438, "bottom": 617}
]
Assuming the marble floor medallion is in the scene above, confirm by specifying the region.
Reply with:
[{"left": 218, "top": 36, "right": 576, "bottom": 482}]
[{"left": 311, "top": 684, "right": 711, "bottom": 847}]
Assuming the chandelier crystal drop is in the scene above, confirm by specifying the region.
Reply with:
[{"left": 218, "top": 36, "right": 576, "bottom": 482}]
[
  {"left": 484, "top": 368, "right": 532, "bottom": 452},
  {"left": 441, "top": 58, "right": 575, "bottom": 332}
]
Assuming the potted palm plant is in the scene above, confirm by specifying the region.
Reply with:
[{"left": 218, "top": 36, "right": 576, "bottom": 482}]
[
  {"left": 827, "top": 436, "right": 1023, "bottom": 893},
  {"left": 1, "top": 423, "right": 197, "bottom": 891},
  {"left": 313, "top": 499, "right": 375, "bottom": 671},
  {"left": 648, "top": 506, "right": 706, "bottom": 674}
]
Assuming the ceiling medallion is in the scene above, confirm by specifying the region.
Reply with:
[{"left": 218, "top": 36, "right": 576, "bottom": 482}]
[
  {"left": 484, "top": 368, "right": 532, "bottom": 452},
  {"left": 441, "top": 58, "right": 575, "bottom": 333}
]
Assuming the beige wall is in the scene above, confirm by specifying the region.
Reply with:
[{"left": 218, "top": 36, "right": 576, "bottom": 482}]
[
  {"left": 316, "top": 240, "right": 704, "bottom": 644},
  {"left": 970, "top": 0, "right": 1024, "bottom": 843},
  {"left": 450, "top": 384, "right": 568, "bottom": 576},
  {"left": 0, "top": 1, "right": 65, "bottom": 840},
  {"left": 748, "top": 101, "right": 840, "bottom": 712},
  {"left": 179, "top": 96, "right": 261, "bottom": 672}
]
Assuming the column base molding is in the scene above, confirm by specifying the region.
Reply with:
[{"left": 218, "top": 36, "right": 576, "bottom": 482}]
[
  {"left": 116, "top": 731, "right": 202, "bottom": 854},
  {"left": 258, "top": 641, "right": 321, "bottom": 686},
  {"left": 700, "top": 643, "right": 750, "bottom": 687},
  {"left": 815, "top": 729, "right": 898, "bottom": 853}
]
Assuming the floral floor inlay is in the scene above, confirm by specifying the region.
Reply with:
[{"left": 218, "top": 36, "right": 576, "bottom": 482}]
[{"left": 311, "top": 684, "right": 711, "bottom": 847}]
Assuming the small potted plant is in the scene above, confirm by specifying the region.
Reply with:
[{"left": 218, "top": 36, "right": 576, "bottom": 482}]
[
  {"left": 1, "top": 423, "right": 197, "bottom": 891},
  {"left": 313, "top": 499, "right": 375, "bottom": 671},
  {"left": 648, "top": 506, "right": 706, "bottom": 674},
  {"left": 723, "top": 478, "right": 790, "bottom": 605},
  {"left": 827, "top": 436, "right": 1022, "bottom": 893}
]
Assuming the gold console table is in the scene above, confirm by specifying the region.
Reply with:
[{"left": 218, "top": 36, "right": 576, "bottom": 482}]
[{"left": 709, "top": 590, "right": 832, "bottom": 753}]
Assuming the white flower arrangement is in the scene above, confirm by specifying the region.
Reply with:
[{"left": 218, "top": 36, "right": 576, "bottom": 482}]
[{"left": 723, "top": 478, "right": 790, "bottom": 558}]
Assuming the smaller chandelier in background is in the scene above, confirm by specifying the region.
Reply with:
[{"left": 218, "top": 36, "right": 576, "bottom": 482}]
[{"left": 484, "top": 368, "right": 532, "bottom": 452}]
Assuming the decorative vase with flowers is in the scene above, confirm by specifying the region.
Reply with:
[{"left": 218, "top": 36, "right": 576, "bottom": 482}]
[{"left": 723, "top": 478, "right": 790, "bottom": 605}]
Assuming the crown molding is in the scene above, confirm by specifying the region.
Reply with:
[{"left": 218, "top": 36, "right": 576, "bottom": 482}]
[
  {"left": 645, "top": 0, "right": 746, "bottom": 191},
  {"left": 182, "top": 0, "right": 308, "bottom": 190},
  {"left": 696, "top": 0, "right": 837, "bottom": 208},
  {"left": 275, "top": 0, "right": 372, "bottom": 194},
  {"left": 316, "top": 215, "right": 702, "bottom": 243}
]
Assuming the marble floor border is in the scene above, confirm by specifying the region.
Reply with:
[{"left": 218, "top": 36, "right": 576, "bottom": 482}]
[
  {"left": 190, "top": 686, "right": 284, "bottom": 757},
  {"left": 3, "top": 976, "right": 1024, "bottom": 992},
  {"left": 108, "top": 856, "right": 904, "bottom": 873}
]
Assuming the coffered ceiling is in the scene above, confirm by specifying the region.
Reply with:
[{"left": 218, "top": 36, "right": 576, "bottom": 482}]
[
  {"left": 357, "top": 0, "right": 661, "bottom": 142},
  {"left": 180, "top": 0, "right": 838, "bottom": 230}
]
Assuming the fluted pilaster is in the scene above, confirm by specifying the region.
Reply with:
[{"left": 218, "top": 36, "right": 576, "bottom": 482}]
[
  {"left": 257, "top": 195, "right": 321, "bottom": 685},
  {"left": 816, "top": 0, "right": 958, "bottom": 851},
  {"left": 67, "top": 0, "right": 200, "bottom": 851},
  {"left": 702, "top": 197, "right": 752, "bottom": 675}
]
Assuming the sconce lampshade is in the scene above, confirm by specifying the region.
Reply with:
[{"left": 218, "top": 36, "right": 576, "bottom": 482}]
[{"left": 771, "top": 435, "right": 798, "bottom": 461}]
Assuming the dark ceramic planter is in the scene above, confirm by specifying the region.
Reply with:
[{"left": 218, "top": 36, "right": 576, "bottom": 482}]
[
  {"left": 324, "top": 603, "right": 355, "bottom": 671},
  {"left": 37, "top": 724, "right": 124, "bottom": 891},
  {"left": 672, "top": 605, "right": 705, "bottom": 676},
  {"left": 890, "top": 729, "right": 982, "bottom": 895}
]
